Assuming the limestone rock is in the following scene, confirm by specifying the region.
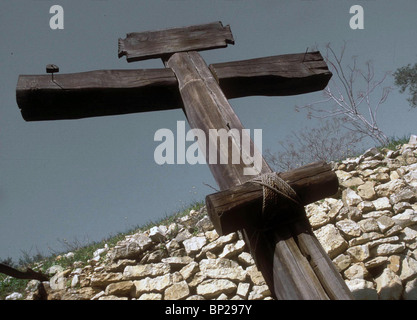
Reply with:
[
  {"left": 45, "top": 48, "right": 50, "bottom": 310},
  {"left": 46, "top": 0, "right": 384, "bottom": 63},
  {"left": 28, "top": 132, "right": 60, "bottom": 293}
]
[
  {"left": 403, "top": 278, "right": 417, "bottom": 300},
  {"left": 46, "top": 265, "right": 64, "bottom": 276},
  {"left": 368, "top": 236, "right": 401, "bottom": 248},
  {"left": 336, "top": 219, "right": 362, "bottom": 239},
  {"left": 236, "top": 282, "right": 251, "bottom": 299},
  {"left": 196, "top": 279, "right": 237, "bottom": 299},
  {"left": 371, "top": 243, "right": 406, "bottom": 257},
  {"left": 375, "top": 268, "right": 403, "bottom": 300},
  {"left": 183, "top": 236, "right": 207, "bottom": 256},
  {"left": 375, "top": 179, "right": 407, "bottom": 198},
  {"left": 400, "top": 256, "right": 417, "bottom": 282},
  {"left": 49, "top": 269, "right": 71, "bottom": 291},
  {"left": 388, "top": 255, "right": 401, "bottom": 273},
  {"left": 98, "top": 295, "right": 128, "bottom": 300},
  {"left": 376, "top": 215, "right": 395, "bottom": 233},
  {"left": 340, "top": 176, "right": 364, "bottom": 188},
  {"left": 162, "top": 256, "right": 193, "bottom": 270},
  {"left": 175, "top": 229, "right": 192, "bottom": 243},
  {"left": 149, "top": 226, "right": 166, "bottom": 242},
  {"left": 105, "top": 281, "right": 134, "bottom": 297},
  {"left": 364, "top": 257, "right": 388, "bottom": 270},
  {"left": 218, "top": 240, "right": 246, "bottom": 259},
  {"left": 90, "top": 272, "right": 124, "bottom": 288},
  {"left": 164, "top": 281, "right": 190, "bottom": 300},
  {"left": 186, "top": 295, "right": 205, "bottom": 300},
  {"left": 111, "top": 234, "right": 153, "bottom": 261},
  {"left": 246, "top": 265, "right": 266, "bottom": 286},
  {"left": 179, "top": 262, "right": 199, "bottom": 281},
  {"left": 344, "top": 263, "right": 369, "bottom": 280},
  {"left": 357, "top": 181, "right": 376, "bottom": 200},
  {"left": 314, "top": 224, "right": 348, "bottom": 259},
  {"left": 390, "top": 187, "right": 417, "bottom": 205},
  {"left": 401, "top": 227, "right": 417, "bottom": 242},
  {"left": 358, "top": 218, "right": 380, "bottom": 233},
  {"left": 248, "top": 285, "right": 271, "bottom": 300},
  {"left": 5, "top": 292, "right": 23, "bottom": 300},
  {"left": 372, "top": 197, "right": 391, "bottom": 211},
  {"left": 138, "top": 293, "right": 163, "bottom": 300},
  {"left": 199, "top": 258, "right": 246, "bottom": 282},
  {"left": 123, "top": 263, "right": 170, "bottom": 280},
  {"left": 238, "top": 252, "right": 255, "bottom": 266},
  {"left": 333, "top": 254, "right": 352, "bottom": 272},
  {"left": 393, "top": 201, "right": 413, "bottom": 214},
  {"left": 392, "top": 209, "right": 417, "bottom": 228},
  {"left": 345, "top": 279, "right": 378, "bottom": 300},
  {"left": 346, "top": 245, "right": 370, "bottom": 262},
  {"left": 342, "top": 188, "right": 363, "bottom": 207},
  {"left": 357, "top": 201, "right": 375, "bottom": 213},
  {"left": 308, "top": 210, "right": 330, "bottom": 229},
  {"left": 131, "top": 274, "right": 173, "bottom": 298},
  {"left": 195, "top": 216, "right": 214, "bottom": 232}
]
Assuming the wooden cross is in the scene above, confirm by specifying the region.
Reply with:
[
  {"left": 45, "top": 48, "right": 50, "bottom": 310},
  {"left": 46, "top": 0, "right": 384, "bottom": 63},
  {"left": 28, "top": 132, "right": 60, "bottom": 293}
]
[{"left": 16, "top": 22, "right": 353, "bottom": 300}]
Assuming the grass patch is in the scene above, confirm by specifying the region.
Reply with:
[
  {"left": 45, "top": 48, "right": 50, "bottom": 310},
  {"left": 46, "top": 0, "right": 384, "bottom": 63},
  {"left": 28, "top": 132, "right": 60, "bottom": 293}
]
[{"left": 379, "top": 135, "right": 410, "bottom": 151}]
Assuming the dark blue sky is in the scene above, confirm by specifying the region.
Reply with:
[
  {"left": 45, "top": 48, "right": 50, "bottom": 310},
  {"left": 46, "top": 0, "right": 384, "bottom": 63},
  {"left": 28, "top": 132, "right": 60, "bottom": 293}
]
[{"left": 1, "top": 0, "right": 416, "bottom": 261}]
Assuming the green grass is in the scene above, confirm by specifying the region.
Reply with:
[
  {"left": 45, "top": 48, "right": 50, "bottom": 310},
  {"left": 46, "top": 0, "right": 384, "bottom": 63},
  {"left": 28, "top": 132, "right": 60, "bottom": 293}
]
[
  {"left": 378, "top": 135, "right": 410, "bottom": 151},
  {"left": 0, "top": 200, "right": 205, "bottom": 300}
]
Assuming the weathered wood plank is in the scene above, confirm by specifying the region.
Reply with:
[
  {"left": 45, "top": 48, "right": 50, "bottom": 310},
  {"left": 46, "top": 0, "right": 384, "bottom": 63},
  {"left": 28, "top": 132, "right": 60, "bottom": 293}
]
[
  {"left": 118, "top": 21, "right": 234, "bottom": 62},
  {"left": 292, "top": 218, "right": 354, "bottom": 299},
  {"left": 205, "top": 161, "right": 338, "bottom": 235},
  {"left": 210, "top": 52, "right": 332, "bottom": 98},
  {"left": 165, "top": 51, "right": 269, "bottom": 190},
  {"left": 273, "top": 230, "right": 329, "bottom": 299},
  {"left": 16, "top": 52, "right": 331, "bottom": 121}
]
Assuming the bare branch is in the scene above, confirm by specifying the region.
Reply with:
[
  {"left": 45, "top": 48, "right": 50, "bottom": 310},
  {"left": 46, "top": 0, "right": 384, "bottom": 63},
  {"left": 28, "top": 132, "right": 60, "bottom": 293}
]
[{"left": 300, "top": 43, "right": 391, "bottom": 146}]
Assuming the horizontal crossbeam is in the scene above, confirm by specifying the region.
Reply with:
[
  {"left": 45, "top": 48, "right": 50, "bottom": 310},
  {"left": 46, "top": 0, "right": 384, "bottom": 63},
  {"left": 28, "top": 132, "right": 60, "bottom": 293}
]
[{"left": 16, "top": 52, "right": 331, "bottom": 121}]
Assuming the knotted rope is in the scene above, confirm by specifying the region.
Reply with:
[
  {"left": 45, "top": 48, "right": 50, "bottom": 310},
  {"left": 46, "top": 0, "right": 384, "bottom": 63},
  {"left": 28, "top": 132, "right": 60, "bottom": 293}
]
[
  {"left": 247, "top": 172, "right": 305, "bottom": 263},
  {"left": 249, "top": 172, "right": 303, "bottom": 230}
]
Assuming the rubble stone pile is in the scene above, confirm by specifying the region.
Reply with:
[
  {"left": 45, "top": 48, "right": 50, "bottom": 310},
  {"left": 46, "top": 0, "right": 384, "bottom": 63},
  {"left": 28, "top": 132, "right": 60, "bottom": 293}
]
[{"left": 9, "top": 136, "right": 417, "bottom": 300}]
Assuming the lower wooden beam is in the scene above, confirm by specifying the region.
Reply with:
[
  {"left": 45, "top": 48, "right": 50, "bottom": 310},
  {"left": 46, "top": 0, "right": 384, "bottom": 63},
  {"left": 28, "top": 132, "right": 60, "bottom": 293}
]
[{"left": 205, "top": 161, "right": 338, "bottom": 235}]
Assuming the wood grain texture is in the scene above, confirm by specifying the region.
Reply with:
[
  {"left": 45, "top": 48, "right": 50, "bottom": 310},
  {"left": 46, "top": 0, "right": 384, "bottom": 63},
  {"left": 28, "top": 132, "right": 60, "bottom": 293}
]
[
  {"left": 118, "top": 21, "right": 234, "bottom": 62},
  {"left": 210, "top": 52, "right": 332, "bottom": 98},
  {"left": 165, "top": 51, "right": 270, "bottom": 190},
  {"left": 292, "top": 218, "right": 354, "bottom": 300}
]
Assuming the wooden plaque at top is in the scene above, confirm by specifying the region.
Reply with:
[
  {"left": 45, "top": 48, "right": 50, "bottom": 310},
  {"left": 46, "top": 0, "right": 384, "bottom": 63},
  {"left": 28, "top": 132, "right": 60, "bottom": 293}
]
[{"left": 118, "top": 21, "right": 235, "bottom": 62}]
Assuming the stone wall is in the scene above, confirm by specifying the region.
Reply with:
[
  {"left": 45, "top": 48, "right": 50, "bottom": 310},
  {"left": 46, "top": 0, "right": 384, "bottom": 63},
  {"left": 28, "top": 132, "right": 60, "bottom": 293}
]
[{"left": 20, "top": 137, "right": 417, "bottom": 300}]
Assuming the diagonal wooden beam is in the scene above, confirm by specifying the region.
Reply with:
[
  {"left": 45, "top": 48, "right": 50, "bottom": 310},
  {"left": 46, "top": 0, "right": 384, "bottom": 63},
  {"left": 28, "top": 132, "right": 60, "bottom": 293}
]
[{"left": 164, "top": 50, "right": 353, "bottom": 300}]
